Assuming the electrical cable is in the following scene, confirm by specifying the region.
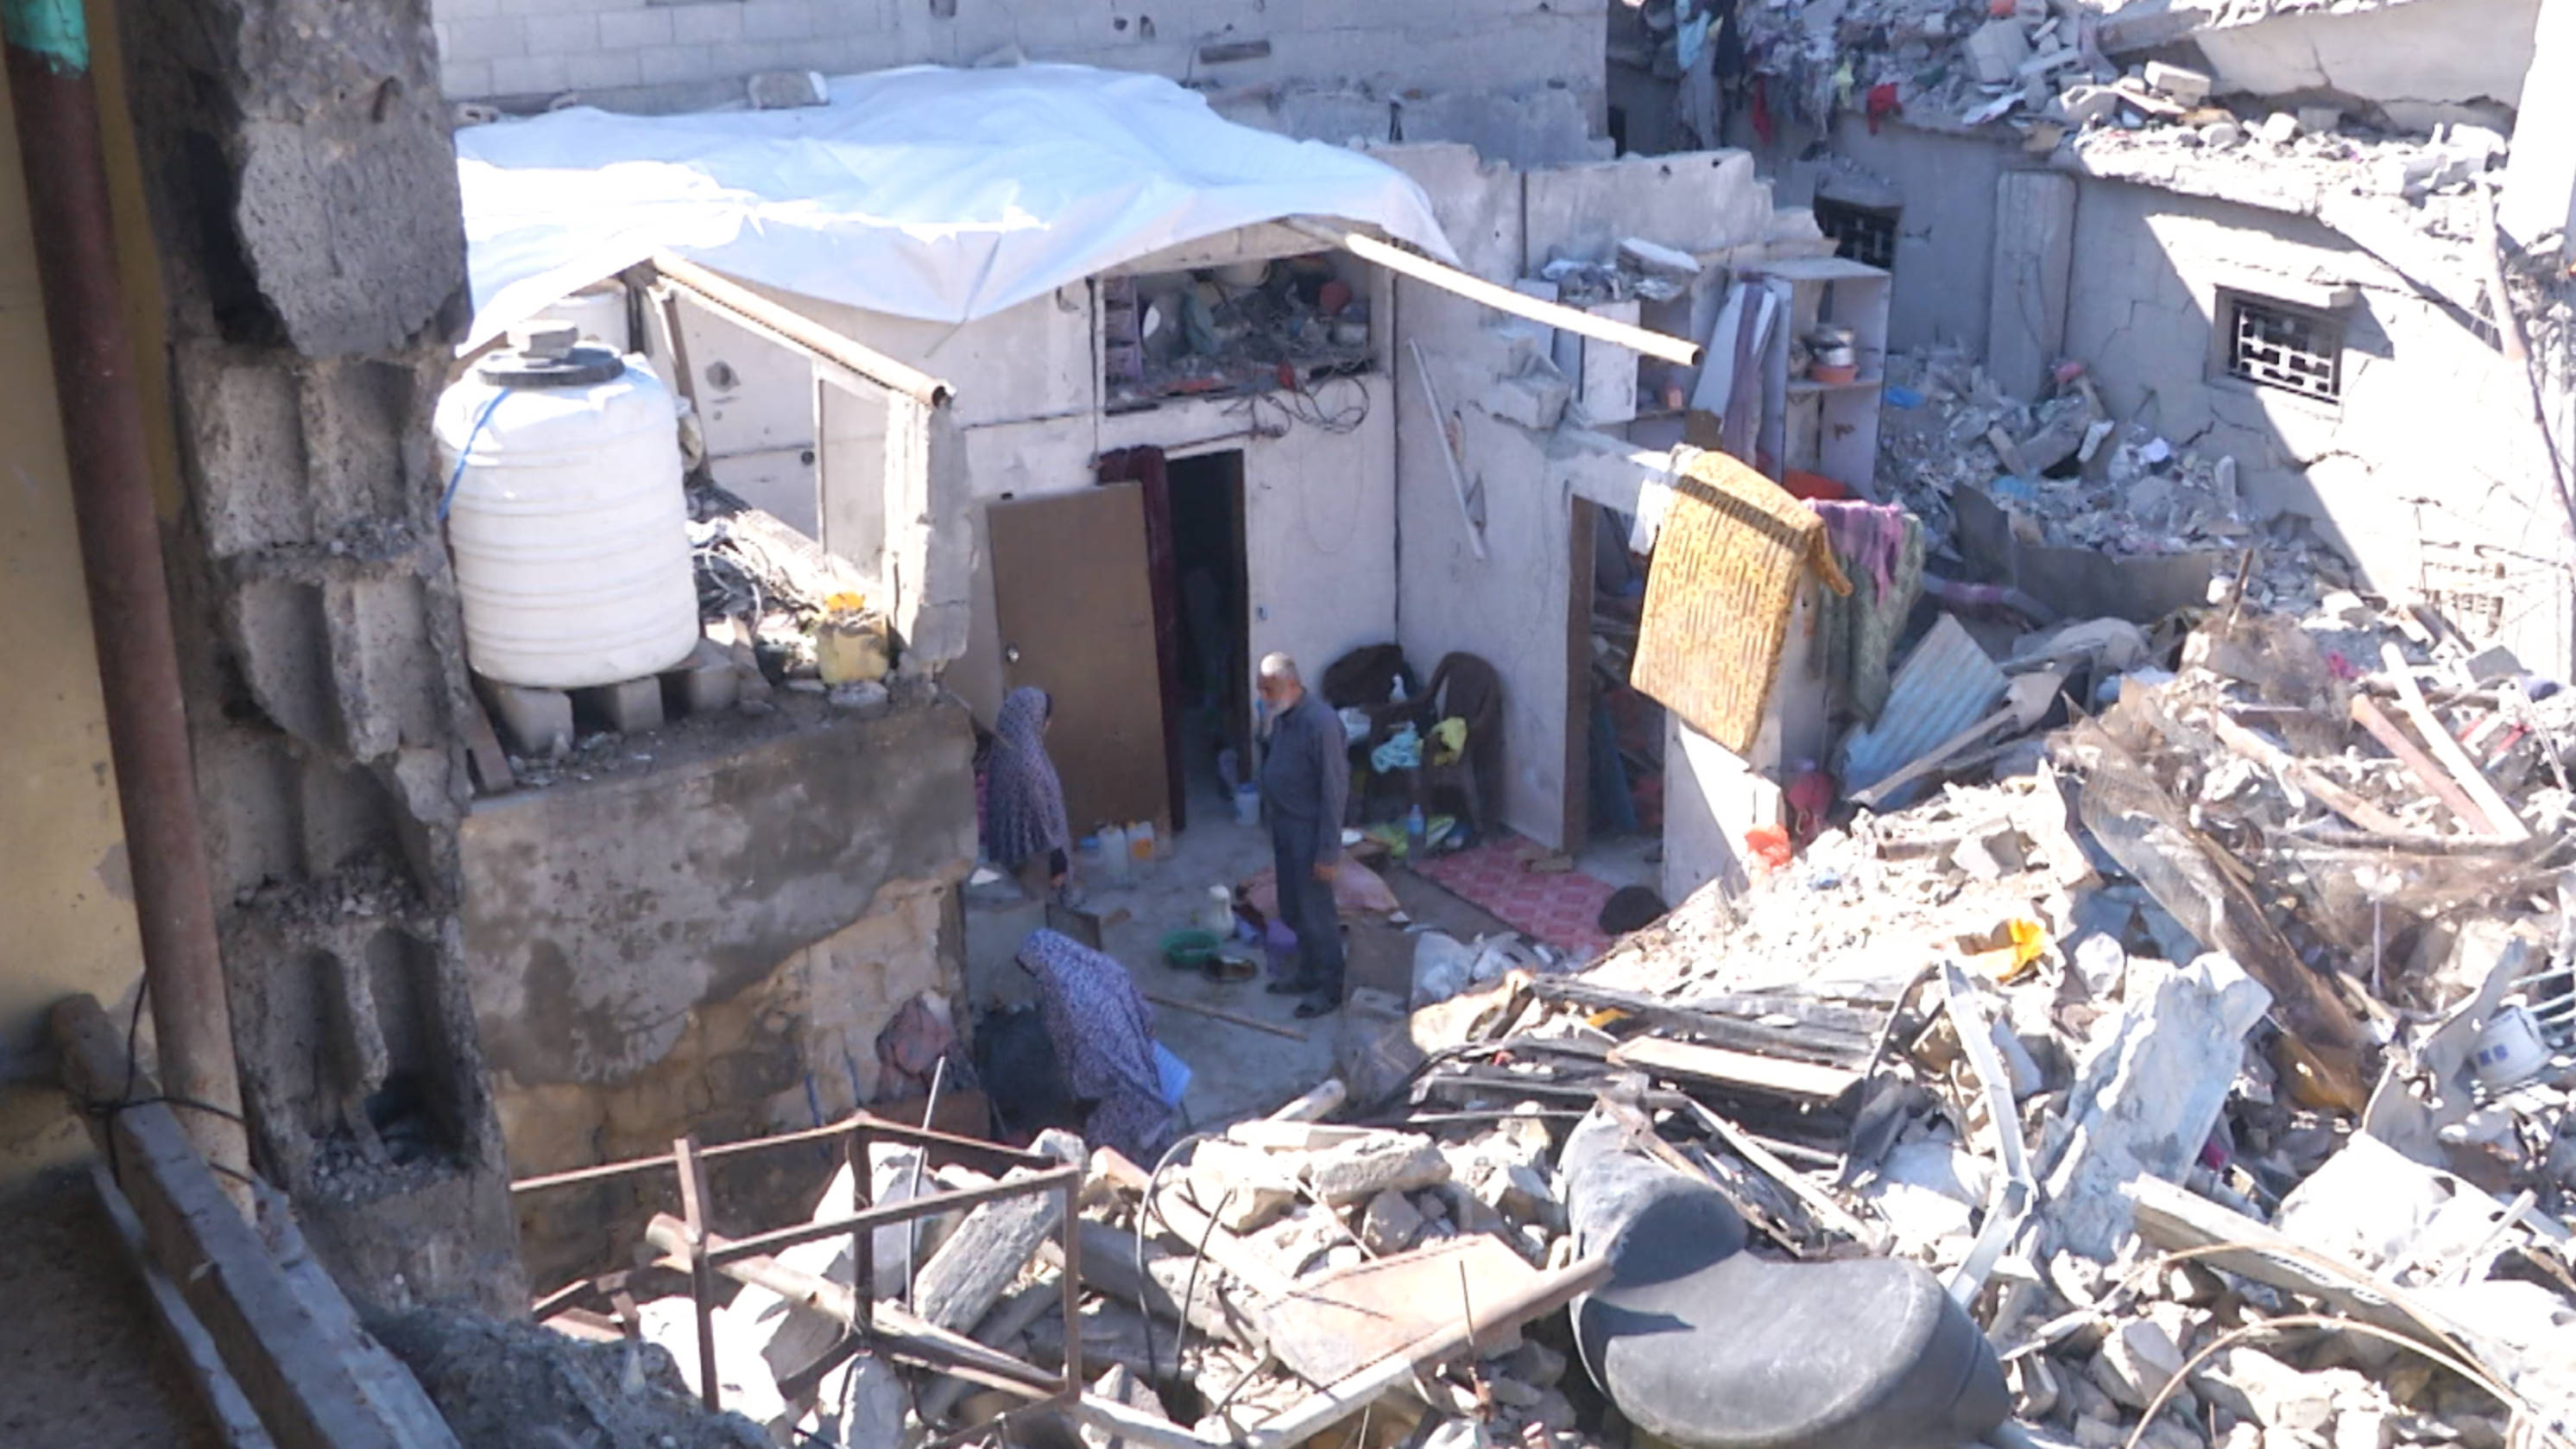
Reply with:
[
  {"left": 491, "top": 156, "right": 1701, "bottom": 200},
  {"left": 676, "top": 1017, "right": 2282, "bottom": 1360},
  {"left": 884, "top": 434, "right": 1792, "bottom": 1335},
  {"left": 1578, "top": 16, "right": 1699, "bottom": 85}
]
[{"left": 437, "top": 387, "right": 515, "bottom": 522}]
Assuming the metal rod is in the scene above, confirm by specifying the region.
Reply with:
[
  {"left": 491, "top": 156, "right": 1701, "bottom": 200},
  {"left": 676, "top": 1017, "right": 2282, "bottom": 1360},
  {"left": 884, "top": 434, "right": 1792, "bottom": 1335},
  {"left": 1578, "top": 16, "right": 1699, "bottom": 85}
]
[
  {"left": 674, "top": 1135, "right": 722, "bottom": 1411},
  {"left": 903, "top": 1058, "right": 944, "bottom": 1312},
  {"left": 1058, "top": 1178, "right": 1084, "bottom": 1396},
  {"left": 512, "top": 1109, "right": 1048, "bottom": 1194},
  {"left": 710, "top": 1164, "right": 1084, "bottom": 1268},
  {"left": 850, "top": 1121, "right": 874, "bottom": 1347},
  {"left": 3, "top": 2, "right": 250, "bottom": 1209}
]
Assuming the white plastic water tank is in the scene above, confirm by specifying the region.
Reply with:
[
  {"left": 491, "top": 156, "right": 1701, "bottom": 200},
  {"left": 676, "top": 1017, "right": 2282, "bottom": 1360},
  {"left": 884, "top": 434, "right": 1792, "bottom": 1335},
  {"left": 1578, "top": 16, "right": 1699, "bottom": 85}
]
[{"left": 436, "top": 331, "right": 699, "bottom": 690}]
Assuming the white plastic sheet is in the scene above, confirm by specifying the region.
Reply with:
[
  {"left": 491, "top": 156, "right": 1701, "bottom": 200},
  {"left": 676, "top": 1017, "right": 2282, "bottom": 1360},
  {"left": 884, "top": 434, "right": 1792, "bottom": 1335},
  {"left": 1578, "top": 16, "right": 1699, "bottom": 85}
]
[{"left": 458, "top": 64, "right": 1458, "bottom": 350}]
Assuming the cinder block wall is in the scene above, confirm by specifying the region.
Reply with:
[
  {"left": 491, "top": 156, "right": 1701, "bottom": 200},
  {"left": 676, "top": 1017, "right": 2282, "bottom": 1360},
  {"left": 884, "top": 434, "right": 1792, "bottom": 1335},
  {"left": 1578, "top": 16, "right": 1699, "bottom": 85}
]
[
  {"left": 433, "top": 0, "right": 1613, "bottom": 163},
  {"left": 117, "top": 0, "right": 527, "bottom": 1313}
]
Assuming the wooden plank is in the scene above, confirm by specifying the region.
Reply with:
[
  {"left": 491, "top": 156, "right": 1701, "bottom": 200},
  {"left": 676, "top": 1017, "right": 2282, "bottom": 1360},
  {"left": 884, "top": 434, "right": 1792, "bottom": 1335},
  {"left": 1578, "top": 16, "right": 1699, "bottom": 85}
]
[
  {"left": 2208, "top": 710, "right": 2421, "bottom": 838},
  {"left": 1674, "top": 1098, "right": 1885, "bottom": 1250},
  {"left": 2377, "top": 645, "right": 2530, "bottom": 841},
  {"left": 2352, "top": 695, "right": 2497, "bottom": 833},
  {"left": 1607, "top": 1035, "right": 1866, "bottom": 1104},
  {"left": 912, "top": 1171, "right": 1069, "bottom": 1333},
  {"left": 1240, "top": 1253, "right": 1613, "bottom": 1449},
  {"left": 90, "top": 1165, "right": 279, "bottom": 1449},
  {"left": 1255, "top": 1236, "right": 1540, "bottom": 1386},
  {"left": 51, "top": 995, "right": 463, "bottom": 1449}
]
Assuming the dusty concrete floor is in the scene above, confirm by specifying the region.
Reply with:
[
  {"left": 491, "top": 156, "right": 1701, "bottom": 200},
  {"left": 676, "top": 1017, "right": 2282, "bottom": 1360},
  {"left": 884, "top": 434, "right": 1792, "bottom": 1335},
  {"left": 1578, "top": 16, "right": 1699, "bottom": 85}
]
[
  {"left": 1081, "top": 775, "right": 1337, "bottom": 1129},
  {"left": 0, "top": 1169, "right": 218, "bottom": 1449},
  {"left": 1064, "top": 762, "right": 1518, "bottom": 1132}
]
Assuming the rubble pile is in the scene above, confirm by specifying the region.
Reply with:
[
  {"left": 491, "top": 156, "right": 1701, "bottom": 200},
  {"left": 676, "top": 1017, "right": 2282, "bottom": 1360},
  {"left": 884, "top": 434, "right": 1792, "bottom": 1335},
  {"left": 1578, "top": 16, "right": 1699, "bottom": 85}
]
[
  {"left": 553, "top": 600, "right": 2574, "bottom": 1449},
  {"left": 1714, "top": 0, "right": 2512, "bottom": 194},
  {"left": 1878, "top": 349, "right": 2349, "bottom": 611}
]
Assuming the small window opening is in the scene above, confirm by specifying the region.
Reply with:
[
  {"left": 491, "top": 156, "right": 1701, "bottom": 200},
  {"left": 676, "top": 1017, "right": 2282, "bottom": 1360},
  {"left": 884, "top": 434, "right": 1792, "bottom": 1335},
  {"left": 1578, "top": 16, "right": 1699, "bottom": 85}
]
[
  {"left": 2226, "top": 294, "right": 2343, "bottom": 402},
  {"left": 1814, "top": 199, "right": 1898, "bottom": 271}
]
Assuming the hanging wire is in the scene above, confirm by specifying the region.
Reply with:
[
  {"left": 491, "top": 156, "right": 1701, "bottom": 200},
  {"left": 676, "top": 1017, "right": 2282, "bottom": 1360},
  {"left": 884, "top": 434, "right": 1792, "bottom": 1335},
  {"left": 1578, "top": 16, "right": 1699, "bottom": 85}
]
[{"left": 437, "top": 387, "right": 515, "bottom": 522}]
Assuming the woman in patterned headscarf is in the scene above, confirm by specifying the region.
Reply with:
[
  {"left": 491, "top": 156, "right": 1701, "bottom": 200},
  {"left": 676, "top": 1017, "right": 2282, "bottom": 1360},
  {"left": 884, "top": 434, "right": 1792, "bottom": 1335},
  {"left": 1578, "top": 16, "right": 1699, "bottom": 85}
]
[
  {"left": 983, "top": 686, "right": 1072, "bottom": 902},
  {"left": 1016, "top": 929, "right": 1174, "bottom": 1161}
]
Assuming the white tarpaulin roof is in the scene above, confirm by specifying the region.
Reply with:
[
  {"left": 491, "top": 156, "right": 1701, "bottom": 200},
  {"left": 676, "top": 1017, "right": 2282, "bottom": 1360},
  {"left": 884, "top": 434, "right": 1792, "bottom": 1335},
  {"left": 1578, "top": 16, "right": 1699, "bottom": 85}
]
[{"left": 458, "top": 64, "right": 1459, "bottom": 350}]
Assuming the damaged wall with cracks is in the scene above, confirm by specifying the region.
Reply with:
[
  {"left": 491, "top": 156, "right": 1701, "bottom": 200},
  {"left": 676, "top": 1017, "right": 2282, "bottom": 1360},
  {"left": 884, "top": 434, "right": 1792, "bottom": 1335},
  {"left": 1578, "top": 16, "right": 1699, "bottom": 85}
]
[
  {"left": 1750, "top": 112, "right": 2573, "bottom": 674},
  {"left": 437, "top": 0, "right": 1613, "bottom": 168},
  {"left": 458, "top": 699, "right": 975, "bottom": 1283},
  {"left": 107, "top": 0, "right": 529, "bottom": 1309}
]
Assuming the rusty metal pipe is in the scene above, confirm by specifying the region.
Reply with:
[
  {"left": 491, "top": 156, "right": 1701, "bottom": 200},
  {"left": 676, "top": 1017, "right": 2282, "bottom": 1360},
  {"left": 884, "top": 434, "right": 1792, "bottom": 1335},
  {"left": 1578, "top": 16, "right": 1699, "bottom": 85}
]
[{"left": 4, "top": 2, "right": 250, "bottom": 1203}]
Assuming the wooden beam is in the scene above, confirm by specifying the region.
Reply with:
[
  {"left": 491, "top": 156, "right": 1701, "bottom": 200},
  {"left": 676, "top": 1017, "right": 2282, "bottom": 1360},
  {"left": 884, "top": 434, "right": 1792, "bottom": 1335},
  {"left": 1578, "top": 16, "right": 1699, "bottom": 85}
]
[
  {"left": 52, "top": 994, "right": 463, "bottom": 1449},
  {"left": 1238, "top": 1254, "right": 1612, "bottom": 1449},
  {"left": 1290, "top": 219, "right": 1703, "bottom": 367},
  {"left": 649, "top": 251, "right": 951, "bottom": 408},
  {"left": 2208, "top": 711, "right": 2425, "bottom": 838},
  {"left": 2377, "top": 645, "right": 2530, "bottom": 841},
  {"left": 90, "top": 1164, "right": 278, "bottom": 1449},
  {"left": 2352, "top": 695, "right": 2497, "bottom": 833},
  {"left": 1607, "top": 1035, "right": 1865, "bottom": 1105}
]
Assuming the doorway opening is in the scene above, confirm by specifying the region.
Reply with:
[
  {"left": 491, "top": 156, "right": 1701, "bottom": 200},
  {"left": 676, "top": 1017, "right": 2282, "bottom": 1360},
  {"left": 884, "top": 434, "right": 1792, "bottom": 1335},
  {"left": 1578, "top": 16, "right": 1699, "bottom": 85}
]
[
  {"left": 1566, "top": 497, "right": 1664, "bottom": 885},
  {"left": 1161, "top": 450, "right": 1251, "bottom": 829}
]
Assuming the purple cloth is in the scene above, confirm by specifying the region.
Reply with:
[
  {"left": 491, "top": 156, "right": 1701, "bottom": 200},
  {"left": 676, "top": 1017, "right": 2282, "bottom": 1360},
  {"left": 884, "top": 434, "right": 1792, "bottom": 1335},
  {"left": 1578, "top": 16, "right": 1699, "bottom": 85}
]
[
  {"left": 1809, "top": 500, "right": 1907, "bottom": 600},
  {"left": 1017, "top": 929, "right": 1174, "bottom": 1161},
  {"left": 982, "top": 687, "right": 1070, "bottom": 871}
]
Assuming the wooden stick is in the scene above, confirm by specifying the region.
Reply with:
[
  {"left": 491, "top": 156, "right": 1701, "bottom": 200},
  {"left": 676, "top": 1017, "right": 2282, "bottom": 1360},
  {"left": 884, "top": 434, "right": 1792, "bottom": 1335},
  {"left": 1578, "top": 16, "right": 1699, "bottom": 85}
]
[
  {"left": 1675, "top": 1098, "right": 1886, "bottom": 1251},
  {"left": 2352, "top": 695, "right": 2495, "bottom": 834},
  {"left": 650, "top": 251, "right": 951, "bottom": 407},
  {"left": 1267, "top": 1078, "right": 1348, "bottom": 1123},
  {"left": 2207, "top": 710, "right": 2419, "bottom": 838},
  {"left": 1143, "top": 990, "right": 1308, "bottom": 1041},
  {"left": 1292, "top": 220, "right": 1702, "bottom": 366},
  {"left": 2378, "top": 644, "right": 2530, "bottom": 841},
  {"left": 1407, "top": 339, "right": 1489, "bottom": 562}
]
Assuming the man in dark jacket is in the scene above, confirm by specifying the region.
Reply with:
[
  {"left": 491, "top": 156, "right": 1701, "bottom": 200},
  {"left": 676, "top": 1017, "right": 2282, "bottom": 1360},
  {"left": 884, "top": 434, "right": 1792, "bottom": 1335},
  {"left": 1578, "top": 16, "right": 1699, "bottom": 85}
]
[{"left": 1256, "top": 652, "right": 1349, "bottom": 1018}]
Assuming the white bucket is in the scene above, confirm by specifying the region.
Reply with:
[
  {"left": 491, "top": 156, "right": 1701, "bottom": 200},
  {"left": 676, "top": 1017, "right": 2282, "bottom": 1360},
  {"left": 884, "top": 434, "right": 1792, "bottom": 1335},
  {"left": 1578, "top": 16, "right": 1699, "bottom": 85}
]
[
  {"left": 2472, "top": 1003, "right": 2549, "bottom": 1091},
  {"left": 1234, "top": 783, "right": 1262, "bottom": 827}
]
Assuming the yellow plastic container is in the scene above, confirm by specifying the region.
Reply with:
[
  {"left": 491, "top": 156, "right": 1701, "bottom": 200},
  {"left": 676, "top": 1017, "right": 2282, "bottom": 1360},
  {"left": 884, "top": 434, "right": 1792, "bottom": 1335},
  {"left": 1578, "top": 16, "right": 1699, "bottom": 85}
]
[{"left": 817, "top": 596, "right": 891, "bottom": 684}]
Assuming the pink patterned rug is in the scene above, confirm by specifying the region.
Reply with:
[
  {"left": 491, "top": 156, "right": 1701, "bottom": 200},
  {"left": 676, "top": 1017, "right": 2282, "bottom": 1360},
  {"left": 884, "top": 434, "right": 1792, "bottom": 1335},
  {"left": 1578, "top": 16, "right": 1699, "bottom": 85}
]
[{"left": 1416, "top": 834, "right": 1617, "bottom": 959}]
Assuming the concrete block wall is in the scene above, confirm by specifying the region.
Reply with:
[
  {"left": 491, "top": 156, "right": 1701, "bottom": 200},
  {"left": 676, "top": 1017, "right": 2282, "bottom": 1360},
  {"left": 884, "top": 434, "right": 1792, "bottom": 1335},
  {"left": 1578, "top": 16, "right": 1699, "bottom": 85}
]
[
  {"left": 455, "top": 699, "right": 975, "bottom": 1284},
  {"left": 118, "top": 0, "right": 527, "bottom": 1313},
  {"left": 432, "top": 0, "right": 1613, "bottom": 166}
]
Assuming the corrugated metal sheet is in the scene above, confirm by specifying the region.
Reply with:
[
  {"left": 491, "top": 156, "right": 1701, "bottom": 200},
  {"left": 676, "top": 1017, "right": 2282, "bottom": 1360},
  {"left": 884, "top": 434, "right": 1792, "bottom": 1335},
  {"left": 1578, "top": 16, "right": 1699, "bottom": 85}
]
[{"left": 1837, "top": 613, "right": 2007, "bottom": 794}]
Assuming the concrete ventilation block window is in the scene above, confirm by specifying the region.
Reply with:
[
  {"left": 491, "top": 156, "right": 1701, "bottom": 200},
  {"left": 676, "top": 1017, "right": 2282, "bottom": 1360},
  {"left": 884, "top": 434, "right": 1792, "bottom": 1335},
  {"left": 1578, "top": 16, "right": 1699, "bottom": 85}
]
[
  {"left": 2224, "top": 292, "right": 2344, "bottom": 402},
  {"left": 1814, "top": 199, "right": 1899, "bottom": 271}
]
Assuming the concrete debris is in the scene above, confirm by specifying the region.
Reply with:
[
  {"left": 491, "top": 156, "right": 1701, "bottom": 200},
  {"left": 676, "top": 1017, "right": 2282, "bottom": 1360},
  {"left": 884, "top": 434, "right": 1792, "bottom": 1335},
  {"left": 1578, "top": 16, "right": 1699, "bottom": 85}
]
[
  {"left": 1303, "top": 1130, "right": 1453, "bottom": 1204},
  {"left": 538, "top": 571, "right": 2576, "bottom": 1449}
]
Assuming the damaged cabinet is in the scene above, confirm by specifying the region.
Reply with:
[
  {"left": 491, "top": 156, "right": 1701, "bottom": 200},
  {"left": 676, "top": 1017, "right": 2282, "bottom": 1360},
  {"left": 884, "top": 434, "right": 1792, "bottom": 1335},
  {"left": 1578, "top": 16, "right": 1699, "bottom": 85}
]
[{"left": 1754, "top": 258, "right": 1890, "bottom": 499}]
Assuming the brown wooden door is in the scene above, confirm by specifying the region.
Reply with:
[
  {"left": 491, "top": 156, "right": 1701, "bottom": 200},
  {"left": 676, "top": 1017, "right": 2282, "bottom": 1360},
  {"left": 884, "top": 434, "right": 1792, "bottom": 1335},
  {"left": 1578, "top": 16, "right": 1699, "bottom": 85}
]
[{"left": 987, "top": 484, "right": 1171, "bottom": 839}]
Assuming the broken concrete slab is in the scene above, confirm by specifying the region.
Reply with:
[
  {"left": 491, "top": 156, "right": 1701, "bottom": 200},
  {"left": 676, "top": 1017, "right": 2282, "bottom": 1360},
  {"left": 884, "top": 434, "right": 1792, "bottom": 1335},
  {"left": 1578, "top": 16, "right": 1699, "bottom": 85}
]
[
  {"left": 2142, "top": 61, "right": 2212, "bottom": 105},
  {"left": 1358, "top": 1190, "right": 1426, "bottom": 1255},
  {"left": 1303, "top": 1131, "right": 1451, "bottom": 1205},
  {"left": 1966, "top": 19, "right": 2036, "bottom": 83},
  {"left": 1187, "top": 1140, "right": 1303, "bottom": 1233},
  {"left": 2042, "top": 954, "right": 2272, "bottom": 1260}
]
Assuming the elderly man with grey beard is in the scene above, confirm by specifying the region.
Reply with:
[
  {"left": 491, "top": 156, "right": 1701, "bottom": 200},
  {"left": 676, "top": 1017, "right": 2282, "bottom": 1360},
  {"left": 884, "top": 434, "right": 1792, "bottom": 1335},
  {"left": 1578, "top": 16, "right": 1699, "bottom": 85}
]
[{"left": 1255, "top": 652, "right": 1349, "bottom": 1018}]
